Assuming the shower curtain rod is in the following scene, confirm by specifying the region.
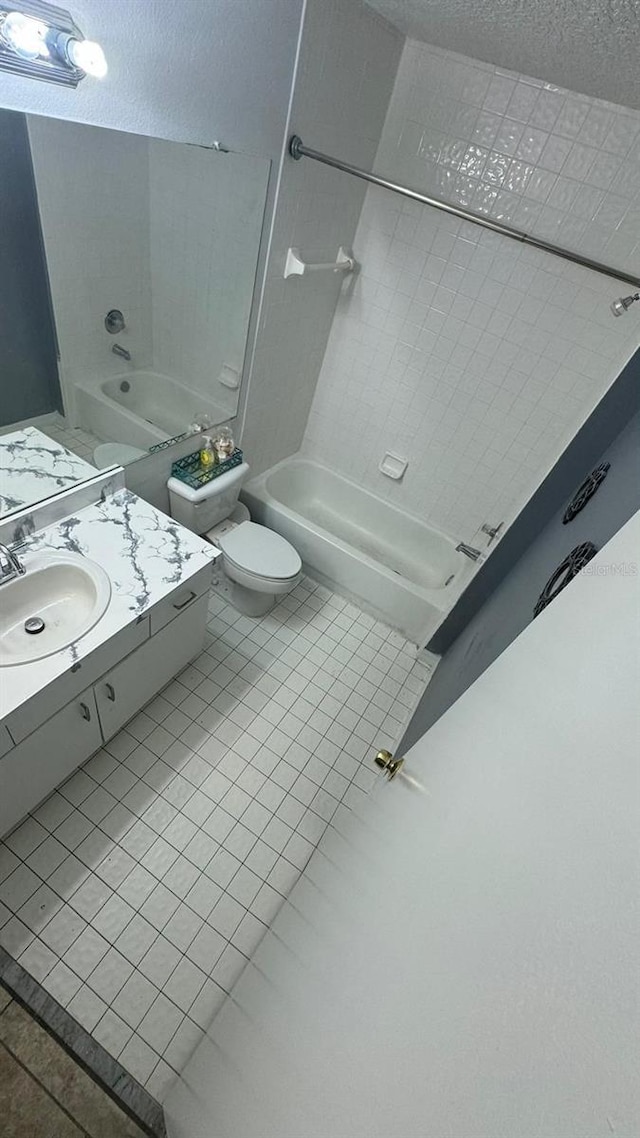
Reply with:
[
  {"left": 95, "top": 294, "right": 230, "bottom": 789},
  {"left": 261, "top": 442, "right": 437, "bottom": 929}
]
[{"left": 289, "top": 135, "right": 640, "bottom": 290}]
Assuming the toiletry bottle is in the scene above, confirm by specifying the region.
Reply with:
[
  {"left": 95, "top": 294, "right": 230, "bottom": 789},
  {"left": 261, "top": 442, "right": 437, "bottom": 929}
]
[{"left": 199, "top": 436, "right": 217, "bottom": 468}]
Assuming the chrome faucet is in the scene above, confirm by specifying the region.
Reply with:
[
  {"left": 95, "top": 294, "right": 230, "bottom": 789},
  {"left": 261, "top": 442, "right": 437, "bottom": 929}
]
[
  {"left": 112, "top": 343, "right": 131, "bottom": 361},
  {"left": 481, "top": 522, "right": 504, "bottom": 543},
  {"left": 0, "top": 542, "right": 26, "bottom": 584},
  {"left": 456, "top": 542, "right": 483, "bottom": 562}
]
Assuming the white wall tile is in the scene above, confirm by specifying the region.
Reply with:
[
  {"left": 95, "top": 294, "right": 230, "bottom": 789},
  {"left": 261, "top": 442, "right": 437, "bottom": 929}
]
[
  {"left": 302, "top": 39, "right": 640, "bottom": 540},
  {"left": 240, "top": 0, "right": 403, "bottom": 474}
]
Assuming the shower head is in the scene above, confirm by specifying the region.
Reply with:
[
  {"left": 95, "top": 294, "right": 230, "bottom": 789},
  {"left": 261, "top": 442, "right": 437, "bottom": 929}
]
[{"left": 611, "top": 292, "right": 640, "bottom": 317}]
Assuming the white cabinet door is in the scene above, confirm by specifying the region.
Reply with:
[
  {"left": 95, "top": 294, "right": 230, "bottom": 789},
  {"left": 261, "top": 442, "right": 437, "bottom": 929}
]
[
  {"left": 4, "top": 618, "right": 150, "bottom": 745},
  {"left": 0, "top": 688, "right": 101, "bottom": 838},
  {"left": 95, "top": 593, "right": 208, "bottom": 742}
]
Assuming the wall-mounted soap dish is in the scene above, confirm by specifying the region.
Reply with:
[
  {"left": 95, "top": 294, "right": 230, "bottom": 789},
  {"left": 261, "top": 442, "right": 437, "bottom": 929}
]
[
  {"left": 284, "top": 246, "right": 355, "bottom": 279},
  {"left": 379, "top": 453, "right": 408, "bottom": 480}
]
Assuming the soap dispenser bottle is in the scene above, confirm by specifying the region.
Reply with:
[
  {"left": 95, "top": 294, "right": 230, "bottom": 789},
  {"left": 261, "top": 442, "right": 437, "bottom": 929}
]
[{"left": 199, "top": 436, "right": 217, "bottom": 469}]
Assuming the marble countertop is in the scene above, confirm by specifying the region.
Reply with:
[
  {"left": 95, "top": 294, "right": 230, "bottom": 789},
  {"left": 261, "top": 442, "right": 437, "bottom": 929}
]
[
  {"left": 0, "top": 427, "right": 97, "bottom": 519},
  {"left": 0, "top": 488, "right": 218, "bottom": 722}
]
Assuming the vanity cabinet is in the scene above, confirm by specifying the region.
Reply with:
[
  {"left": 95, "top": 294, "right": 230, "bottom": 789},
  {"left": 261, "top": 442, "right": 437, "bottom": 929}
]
[
  {"left": 0, "top": 568, "right": 212, "bottom": 838},
  {"left": 95, "top": 592, "right": 208, "bottom": 741},
  {"left": 0, "top": 689, "right": 102, "bottom": 835}
]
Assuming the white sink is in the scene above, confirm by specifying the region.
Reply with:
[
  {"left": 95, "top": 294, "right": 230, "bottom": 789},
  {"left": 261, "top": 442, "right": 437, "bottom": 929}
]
[{"left": 0, "top": 551, "right": 112, "bottom": 666}]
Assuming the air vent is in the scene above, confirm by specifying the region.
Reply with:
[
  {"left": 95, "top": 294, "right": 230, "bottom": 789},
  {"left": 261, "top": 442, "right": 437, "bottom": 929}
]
[{"left": 563, "top": 463, "right": 610, "bottom": 524}]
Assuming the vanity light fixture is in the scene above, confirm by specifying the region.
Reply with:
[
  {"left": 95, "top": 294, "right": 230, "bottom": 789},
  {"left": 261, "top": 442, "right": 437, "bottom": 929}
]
[{"left": 0, "top": 0, "right": 106, "bottom": 85}]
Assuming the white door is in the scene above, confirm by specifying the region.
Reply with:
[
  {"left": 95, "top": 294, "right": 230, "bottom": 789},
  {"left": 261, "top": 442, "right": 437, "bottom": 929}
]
[{"left": 166, "top": 514, "right": 640, "bottom": 1138}]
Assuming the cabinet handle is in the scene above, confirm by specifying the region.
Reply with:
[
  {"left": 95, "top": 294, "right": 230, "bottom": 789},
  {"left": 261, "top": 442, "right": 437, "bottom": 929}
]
[
  {"left": 173, "top": 590, "right": 197, "bottom": 610},
  {"left": 105, "top": 683, "right": 116, "bottom": 702},
  {"left": 79, "top": 702, "right": 92, "bottom": 722}
]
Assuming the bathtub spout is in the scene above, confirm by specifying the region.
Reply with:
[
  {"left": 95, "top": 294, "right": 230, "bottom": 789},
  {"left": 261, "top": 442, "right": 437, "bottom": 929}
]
[
  {"left": 112, "top": 343, "right": 131, "bottom": 362},
  {"left": 456, "top": 542, "right": 483, "bottom": 562}
]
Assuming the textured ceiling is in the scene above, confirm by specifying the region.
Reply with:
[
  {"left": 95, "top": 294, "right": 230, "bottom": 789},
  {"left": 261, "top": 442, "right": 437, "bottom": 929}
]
[{"left": 365, "top": 0, "right": 640, "bottom": 110}]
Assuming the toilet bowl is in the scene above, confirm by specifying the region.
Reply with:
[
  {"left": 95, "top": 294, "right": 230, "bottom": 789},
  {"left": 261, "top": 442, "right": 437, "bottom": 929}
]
[
  {"left": 94, "top": 442, "right": 146, "bottom": 468},
  {"left": 213, "top": 520, "right": 302, "bottom": 616},
  {"left": 167, "top": 460, "right": 302, "bottom": 617}
]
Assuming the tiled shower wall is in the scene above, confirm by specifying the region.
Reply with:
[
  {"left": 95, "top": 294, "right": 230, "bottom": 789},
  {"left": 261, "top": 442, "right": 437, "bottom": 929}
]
[
  {"left": 302, "top": 40, "right": 640, "bottom": 541},
  {"left": 239, "top": 0, "right": 403, "bottom": 473}
]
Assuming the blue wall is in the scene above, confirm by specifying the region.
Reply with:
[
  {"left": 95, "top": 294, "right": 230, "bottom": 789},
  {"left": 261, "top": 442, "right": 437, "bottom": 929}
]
[
  {"left": 402, "top": 355, "right": 640, "bottom": 749},
  {"left": 0, "top": 110, "right": 61, "bottom": 427}
]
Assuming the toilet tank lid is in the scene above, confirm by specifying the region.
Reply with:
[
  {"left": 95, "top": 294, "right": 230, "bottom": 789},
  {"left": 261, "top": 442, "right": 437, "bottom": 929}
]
[{"left": 167, "top": 461, "right": 250, "bottom": 502}]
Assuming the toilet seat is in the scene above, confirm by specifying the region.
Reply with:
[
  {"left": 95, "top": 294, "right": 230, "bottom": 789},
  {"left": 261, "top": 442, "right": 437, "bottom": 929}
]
[
  {"left": 94, "top": 442, "right": 146, "bottom": 468},
  {"left": 217, "top": 521, "right": 301, "bottom": 584}
]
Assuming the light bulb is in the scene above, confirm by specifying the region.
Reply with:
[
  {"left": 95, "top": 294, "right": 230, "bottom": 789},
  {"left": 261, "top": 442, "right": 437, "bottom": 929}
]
[
  {"left": 66, "top": 36, "right": 107, "bottom": 77},
  {"left": 2, "top": 11, "right": 49, "bottom": 60}
]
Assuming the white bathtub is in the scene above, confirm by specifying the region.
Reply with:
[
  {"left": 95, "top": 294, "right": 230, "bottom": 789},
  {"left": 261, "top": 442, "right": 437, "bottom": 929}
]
[
  {"left": 75, "top": 371, "right": 228, "bottom": 450},
  {"left": 242, "top": 457, "right": 474, "bottom": 646}
]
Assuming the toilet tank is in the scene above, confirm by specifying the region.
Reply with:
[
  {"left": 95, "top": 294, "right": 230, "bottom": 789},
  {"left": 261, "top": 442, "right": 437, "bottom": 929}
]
[{"left": 168, "top": 462, "right": 250, "bottom": 534}]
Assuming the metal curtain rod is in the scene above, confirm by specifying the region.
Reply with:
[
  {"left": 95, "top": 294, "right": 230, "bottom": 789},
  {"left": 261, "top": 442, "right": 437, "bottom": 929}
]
[{"left": 289, "top": 135, "right": 640, "bottom": 289}]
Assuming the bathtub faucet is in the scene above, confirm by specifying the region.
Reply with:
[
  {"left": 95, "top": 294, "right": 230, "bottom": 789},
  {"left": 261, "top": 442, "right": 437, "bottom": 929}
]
[
  {"left": 456, "top": 542, "right": 483, "bottom": 562},
  {"left": 112, "top": 343, "right": 131, "bottom": 361}
]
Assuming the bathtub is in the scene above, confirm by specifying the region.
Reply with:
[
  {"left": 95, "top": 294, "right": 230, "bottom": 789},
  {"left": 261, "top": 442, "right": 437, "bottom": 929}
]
[
  {"left": 75, "top": 371, "right": 229, "bottom": 451},
  {"left": 242, "top": 457, "right": 474, "bottom": 646}
]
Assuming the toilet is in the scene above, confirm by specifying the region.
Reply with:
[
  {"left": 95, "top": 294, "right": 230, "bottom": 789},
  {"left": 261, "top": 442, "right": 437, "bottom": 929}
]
[
  {"left": 94, "top": 442, "right": 147, "bottom": 468},
  {"left": 167, "top": 462, "right": 302, "bottom": 617}
]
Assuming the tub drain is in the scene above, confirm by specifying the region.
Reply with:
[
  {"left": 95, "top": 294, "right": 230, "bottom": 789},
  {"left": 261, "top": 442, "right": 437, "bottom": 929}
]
[{"left": 25, "top": 617, "right": 45, "bottom": 635}]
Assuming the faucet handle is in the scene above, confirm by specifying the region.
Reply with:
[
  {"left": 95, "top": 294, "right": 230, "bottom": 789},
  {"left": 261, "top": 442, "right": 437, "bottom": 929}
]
[{"left": 480, "top": 522, "right": 504, "bottom": 544}]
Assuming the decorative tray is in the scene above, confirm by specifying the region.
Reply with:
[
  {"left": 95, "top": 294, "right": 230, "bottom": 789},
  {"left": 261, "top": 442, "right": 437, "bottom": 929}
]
[{"left": 171, "top": 447, "right": 244, "bottom": 489}]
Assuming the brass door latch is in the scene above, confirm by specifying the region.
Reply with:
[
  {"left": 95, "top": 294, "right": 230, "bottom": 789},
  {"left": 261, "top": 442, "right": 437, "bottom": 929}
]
[{"left": 374, "top": 749, "right": 404, "bottom": 780}]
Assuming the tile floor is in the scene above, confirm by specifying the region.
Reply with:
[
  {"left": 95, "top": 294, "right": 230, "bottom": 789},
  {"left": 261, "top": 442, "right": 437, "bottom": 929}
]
[
  {"left": 0, "top": 414, "right": 106, "bottom": 466},
  {"left": 39, "top": 416, "right": 106, "bottom": 466},
  {"left": 0, "top": 576, "right": 431, "bottom": 1102}
]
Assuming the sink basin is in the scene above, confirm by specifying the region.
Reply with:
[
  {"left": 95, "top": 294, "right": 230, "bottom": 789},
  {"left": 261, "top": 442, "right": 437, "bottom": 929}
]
[{"left": 0, "top": 551, "right": 111, "bottom": 666}]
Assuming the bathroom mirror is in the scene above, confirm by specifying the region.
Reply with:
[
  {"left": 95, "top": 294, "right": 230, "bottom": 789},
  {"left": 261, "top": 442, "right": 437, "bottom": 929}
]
[{"left": 0, "top": 108, "right": 270, "bottom": 519}]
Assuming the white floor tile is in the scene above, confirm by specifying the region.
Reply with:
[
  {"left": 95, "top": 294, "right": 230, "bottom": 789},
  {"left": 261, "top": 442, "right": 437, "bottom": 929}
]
[
  {"left": 92, "top": 1007, "right": 133, "bottom": 1058},
  {"left": 18, "top": 938, "right": 57, "bottom": 982},
  {"left": 42, "top": 960, "right": 83, "bottom": 1006},
  {"left": 139, "top": 936, "right": 182, "bottom": 988},
  {"left": 112, "top": 972, "right": 159, "bottom": 1029},
  {"left": 67, "top": 984, "right": 107, "bottom": 1032},
  {"left": 119, "top": 1033, "right": 160, "bottom": 1083},
  {"left": 163, "top": 957, "right": 206, "bottom": 1012},
  {"left": 137, "top": 993, "right": 183, "bottom": 1052},
  {"left": 87, "top": 947, "right": 133, "bottom": 1004}
]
